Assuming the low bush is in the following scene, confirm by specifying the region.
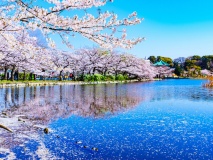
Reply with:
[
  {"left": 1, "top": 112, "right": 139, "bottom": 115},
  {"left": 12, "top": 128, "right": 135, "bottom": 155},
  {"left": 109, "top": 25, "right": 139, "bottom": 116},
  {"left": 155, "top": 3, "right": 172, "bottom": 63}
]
[
  {"left": 105, "top": 75, "right": 115, "bottom": 81},
  {"left": 18, "top": 73, "right": 31, "bottom": 80},
  {"left": 94, "top": 74, "right": 105, "bottom": 81},
  {"left": 116, "top": 74, "right": 126, "bottom": 81}
]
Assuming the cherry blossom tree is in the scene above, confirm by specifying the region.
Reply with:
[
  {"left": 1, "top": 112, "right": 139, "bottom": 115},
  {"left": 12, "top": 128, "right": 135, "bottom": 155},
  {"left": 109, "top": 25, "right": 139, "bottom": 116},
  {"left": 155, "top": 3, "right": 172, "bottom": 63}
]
[
  {"left": 0, "top": 0, "right": 144, "bottom": 49},
  {"left": 0, "top": 32, "right": 36, "bottom": 80},
  {"left": 73, "top": 48, "right": 156, "bottom": 80},
  {"left": 76, "top": 48, "right": 108, "bottom": 75},
  {"left": 0, "top": 31, "right": 52, "bottom": 80},
  {"left": 50, "top": 50, "right": 78, "bottom": 80},
  {"left": 0, "top": 0, "right": 151, "bottom": 82},
  {"left": 155, "top": 66, "right": 173, "bottom": 78}
]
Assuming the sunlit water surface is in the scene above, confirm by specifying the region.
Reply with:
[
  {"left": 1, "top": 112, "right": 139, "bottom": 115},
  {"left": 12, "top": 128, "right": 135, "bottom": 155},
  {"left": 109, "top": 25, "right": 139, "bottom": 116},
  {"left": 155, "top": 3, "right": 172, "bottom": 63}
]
[{"left": 1, "top": 79, "right": 213, "bottom": 159}]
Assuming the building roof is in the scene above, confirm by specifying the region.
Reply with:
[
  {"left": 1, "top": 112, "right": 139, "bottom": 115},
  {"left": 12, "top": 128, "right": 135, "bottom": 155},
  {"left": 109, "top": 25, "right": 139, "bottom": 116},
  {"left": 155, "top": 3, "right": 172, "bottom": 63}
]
[{"left": 153, "top": 60, "right": 170, "bottom": 66}]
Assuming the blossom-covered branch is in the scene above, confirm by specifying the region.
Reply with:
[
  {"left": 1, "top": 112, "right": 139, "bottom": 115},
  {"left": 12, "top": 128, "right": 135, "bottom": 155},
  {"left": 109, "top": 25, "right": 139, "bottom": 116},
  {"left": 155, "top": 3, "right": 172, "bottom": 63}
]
[{"left": 1, "top": 0, "right": 144, "bottom": 49}]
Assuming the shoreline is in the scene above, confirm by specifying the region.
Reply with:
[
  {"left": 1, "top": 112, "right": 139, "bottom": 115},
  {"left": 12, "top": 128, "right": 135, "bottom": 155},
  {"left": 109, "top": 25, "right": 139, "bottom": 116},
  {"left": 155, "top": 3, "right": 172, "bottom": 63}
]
[
  {"left": 0, "top": 79, "right": 151, "bottom": 88},
  {"left": 0, "top": 78, "right": 206, "bottom": 88}
]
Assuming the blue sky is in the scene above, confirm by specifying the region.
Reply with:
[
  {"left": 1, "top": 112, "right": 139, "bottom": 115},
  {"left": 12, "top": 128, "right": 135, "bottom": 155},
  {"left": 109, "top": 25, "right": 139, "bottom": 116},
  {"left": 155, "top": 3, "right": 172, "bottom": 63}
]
[{"left": 49, "top": 0, "right": 213, "bottom": 59}]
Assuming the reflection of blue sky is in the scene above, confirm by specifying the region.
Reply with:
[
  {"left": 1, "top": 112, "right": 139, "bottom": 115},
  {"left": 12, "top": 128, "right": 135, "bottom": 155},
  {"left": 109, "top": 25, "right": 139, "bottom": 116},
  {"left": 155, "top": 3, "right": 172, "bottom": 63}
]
[
  {"left": 33, "top": 0, "right": 213, "bottom": 58},
  {"left": 1, "top": 80, "right": 213, "bottom": 159},
  {"left": 44, "top": 97, "right": 213, "bottom": 159}
]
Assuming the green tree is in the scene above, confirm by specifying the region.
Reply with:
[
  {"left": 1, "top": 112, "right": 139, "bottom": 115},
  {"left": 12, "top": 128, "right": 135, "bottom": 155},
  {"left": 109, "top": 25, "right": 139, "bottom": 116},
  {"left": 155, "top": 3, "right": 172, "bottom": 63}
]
[
  {"left": 174, "top": 66, "right": 181, "bottom": 76},
  {"left": 148, "top": 56, "right": 156, "bottom": 64},
  {"left": 173, "top": 62, "right": 183, "bottom": 76},
  {"left": 201, "top": 55, "right": 213, "bottom": 70},
  {"left": 184, "top": 59, "right": 197, "bottom": 71},
  {"left": 191, "top": 55, "right": 201, "bottom": 61}
]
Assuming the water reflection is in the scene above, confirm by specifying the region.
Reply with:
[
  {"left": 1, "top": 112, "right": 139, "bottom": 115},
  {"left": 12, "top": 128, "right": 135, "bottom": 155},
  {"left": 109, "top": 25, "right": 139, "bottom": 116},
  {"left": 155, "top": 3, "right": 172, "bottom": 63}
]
[
  {"left": 1, "top": 80, "right": 213, "bottom": 159},
  {"left": 0, "top": 84, "right": 145, "bottom": 158},
  {"left": 1, "top": 80, "right": 213, "bottom": 112},
  {"left": 1, "top": 84, "right": 144, "bottom": 119}
]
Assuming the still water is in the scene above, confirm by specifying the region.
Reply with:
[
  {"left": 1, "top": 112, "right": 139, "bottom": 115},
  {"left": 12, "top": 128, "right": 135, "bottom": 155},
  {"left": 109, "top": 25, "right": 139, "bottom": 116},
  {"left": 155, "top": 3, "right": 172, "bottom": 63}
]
[{"left": 0, "top": 79, "right": 213, "bottom": 159}]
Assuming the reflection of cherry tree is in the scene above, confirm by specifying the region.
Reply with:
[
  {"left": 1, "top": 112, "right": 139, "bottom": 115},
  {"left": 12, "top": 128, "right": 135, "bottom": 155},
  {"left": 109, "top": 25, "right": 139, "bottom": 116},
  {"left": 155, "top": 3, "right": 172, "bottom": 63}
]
[
  {"left": 0, "top": 84, "right": 144, "bottom": 156},
  {"left": 5, "top": 85, "right": 144, "bottom": 122}
]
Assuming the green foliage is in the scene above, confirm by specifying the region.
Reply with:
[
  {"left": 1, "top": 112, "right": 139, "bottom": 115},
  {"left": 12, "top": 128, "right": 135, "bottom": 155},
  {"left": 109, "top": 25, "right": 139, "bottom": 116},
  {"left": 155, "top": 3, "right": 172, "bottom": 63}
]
[
  {"left": 194, "top": 65, "right": 201, "bottom": 70},
  {"left": 123, "top": 74, "right": 129, "bottom": 80},
  {"left": 184, "top": 58, "right": 202, "bottom": 72},
  {"left": 82, "top": 75, "right": 92, "bottom": 81},
  {"left": 18, "top": 73, "right": 30, "bottom": 80},
  {"left": 191, "top": 55, "right": 201, "bottom": 61},
  {"left": 174, "top": 65, "right": 182, "bottom": 76},
  {"left": 148, "top": 56, "right": 156, "bottom": 63},
  {"left": 0, "top": 74, "right": 4, "bottom": 80},
  {"left": 94, "top": 74, "right": 105, "bottom": 81},
  {"left": 105, "top": 75, "right": 115, "bottom": 81},
  {"left": 76, "top": 74, "right": 84, "bottom": 81},
  {"left": 80, "top": 74, "right": 106, "bottom": 82},
  {"left": 201, "top": 55, "right": 213, "bottom": 70},
  {"left": 79, "top": 74, "right": 129, "bottom": 82},
  {"left": 116, "top": 74, "right": 126, "bottom": 81}
]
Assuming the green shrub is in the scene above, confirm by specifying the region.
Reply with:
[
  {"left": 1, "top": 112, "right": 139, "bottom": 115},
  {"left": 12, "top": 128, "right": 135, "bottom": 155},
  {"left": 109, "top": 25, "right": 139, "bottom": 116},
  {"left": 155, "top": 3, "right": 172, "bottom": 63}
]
[
  {"left": 82, "top": 74, "right": 106, "bottom": 81},
  {"left": 0, "top": 74, "right": 4, "bottom": 80},
  {"left": 77, "top": 74, "right": 128, "bottom": 82},
  {"left": 105, "top": 75, "right": 115, "bottom": 81},
  {"left": 116, "top": 74, "right": 125, "bottom": 81},
  {"left": 123, "top": 74, "right": 129, "bottom": 80},
  {"left": 18, "top": 73, "right": 30, "bottom": 80},
  {"left": 83, "top": 75, "right": 93, "bottom": 81},
  {"left": 94, "top": 74, "right": 105, "bottom": 81},
  {"left": 76, "top": 74, "right": 85, "bottom": 81}
]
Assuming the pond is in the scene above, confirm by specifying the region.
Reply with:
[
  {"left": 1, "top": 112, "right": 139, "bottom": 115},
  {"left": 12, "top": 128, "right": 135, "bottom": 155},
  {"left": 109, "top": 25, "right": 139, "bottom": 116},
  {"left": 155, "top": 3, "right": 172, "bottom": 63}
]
[{"left": 1, "top": 79, "right": 213, "bottom": 159}]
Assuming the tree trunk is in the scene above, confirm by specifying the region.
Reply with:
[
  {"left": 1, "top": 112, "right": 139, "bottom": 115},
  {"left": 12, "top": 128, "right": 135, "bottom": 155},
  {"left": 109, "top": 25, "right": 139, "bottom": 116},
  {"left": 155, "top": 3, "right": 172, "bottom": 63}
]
[
  {"left": 11, "top": 66, "right": 15, "bottom": 81},
  {"left": 115, "top": 71, "right": 118, "bottom": 79},
  {"left": 103, "top": 70, "right": 107, "bottom": 76},
  {"left": 4, "top": 67, "right": 8, "bottom": 80},
  {"left": 29, "top": 73, "right": 33, "bottom": 80},
  {"left": 92, "top": 67, "right": 96, "bottom": 75},
  {"left": 23, "top": 70, "right": 26, "bottom": 81},
  {"left": 17, "top": 70, "right": 19, "bottom": 81},
  {"left": 72, "top": 72, "right": 76, "bottom": 81},
  {"left": 59, "top": 70, "right": 63, "bottom": 81}
]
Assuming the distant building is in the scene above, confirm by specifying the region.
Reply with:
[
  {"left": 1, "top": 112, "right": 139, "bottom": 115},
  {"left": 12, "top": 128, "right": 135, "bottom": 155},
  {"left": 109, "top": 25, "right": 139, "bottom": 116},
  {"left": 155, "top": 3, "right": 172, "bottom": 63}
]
[
  {"left": 153, "top": 60, "right": 169, "bottom": 66},
  {"left": 152, "top": 60, "right": 173, "bottom": 78}
]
